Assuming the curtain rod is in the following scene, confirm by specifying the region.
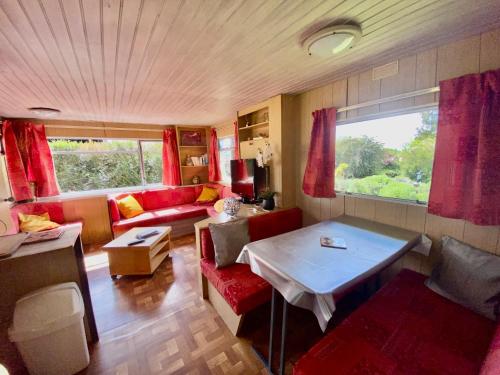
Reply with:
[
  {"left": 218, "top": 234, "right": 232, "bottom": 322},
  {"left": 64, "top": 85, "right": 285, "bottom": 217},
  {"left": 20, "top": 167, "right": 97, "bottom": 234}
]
[
  {"left": 337, "top": 86, "right": 440, "bottom": 113},
  {"left": 44, "top": 125, "right": 166, "bottom": 133}
]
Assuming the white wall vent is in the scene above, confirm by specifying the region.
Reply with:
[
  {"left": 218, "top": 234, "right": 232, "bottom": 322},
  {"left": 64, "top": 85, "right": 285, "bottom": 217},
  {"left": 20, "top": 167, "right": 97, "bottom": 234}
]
[{"left": 372, "top": 60, "right": 399, "bottom": 80}]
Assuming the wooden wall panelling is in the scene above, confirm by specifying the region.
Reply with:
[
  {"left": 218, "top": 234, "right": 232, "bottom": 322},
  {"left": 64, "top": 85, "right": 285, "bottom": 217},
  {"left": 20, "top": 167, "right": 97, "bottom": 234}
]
[
  {"left": 479, "top": 28, "right": 500, "bottom": 72},
  {"left": 415, "top": 49, "right": 438, "bottom": 106},
  {"left": 379, "top": 55, "right": 416, "bottom": 111},
  {"left": 214, "top": 120, "right": 235, "bottom": 138},
  {"left": 462, "top": 222, "right": 500, "bottom": 254},
  {"left": 357, "top": 69, "right": 380, "bottom": 117},
  {"left": 346, "top": 75, "right": 359, "bottom": 119},
  {"left": 281, "top": 94, "right": 298, "bottom": 208},
  {"left": 62, "top": 196, "right": 112, "bottom": 244},
  {"left": 436, "top": 35, "right": 481, "bottom": 81}
]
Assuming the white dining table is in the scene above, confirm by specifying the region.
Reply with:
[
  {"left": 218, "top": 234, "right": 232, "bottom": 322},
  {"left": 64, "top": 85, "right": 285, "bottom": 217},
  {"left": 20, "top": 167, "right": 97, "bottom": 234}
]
[{"left": 237, "top": 215, "right": 423, "bottom": 375}]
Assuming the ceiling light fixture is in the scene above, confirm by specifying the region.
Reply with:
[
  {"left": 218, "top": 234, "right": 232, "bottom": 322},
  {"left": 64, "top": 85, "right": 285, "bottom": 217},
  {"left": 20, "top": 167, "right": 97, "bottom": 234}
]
[
  {"left": 304, "top": 24, "right": 362, "bottom": 57},
  {"left": 28, "top": 107, "right": 61, "bottom": 118}
]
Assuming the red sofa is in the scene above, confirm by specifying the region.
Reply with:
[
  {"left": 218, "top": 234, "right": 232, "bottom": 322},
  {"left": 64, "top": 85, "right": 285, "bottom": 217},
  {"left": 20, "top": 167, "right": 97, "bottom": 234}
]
[
  {"left": 108, "top": 184, "right": 236, "bottom": 237},
  {"left": 199, "top": 207, "right": 302, "bottom": 333},
  {"left": 293, "top": 269, "right": 499, "bottom": 375},
  {"left": 8, "top": 201, "right": 79, "bottom": 235}
]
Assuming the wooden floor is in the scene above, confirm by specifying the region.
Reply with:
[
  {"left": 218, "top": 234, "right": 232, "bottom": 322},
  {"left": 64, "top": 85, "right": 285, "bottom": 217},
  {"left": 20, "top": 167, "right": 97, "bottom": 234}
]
[
  {"left": 83, "top": 235, "right": 267, "bottom": 374},
  {"left": 83, "top": 234, "right": 370, "bottom": 375}
]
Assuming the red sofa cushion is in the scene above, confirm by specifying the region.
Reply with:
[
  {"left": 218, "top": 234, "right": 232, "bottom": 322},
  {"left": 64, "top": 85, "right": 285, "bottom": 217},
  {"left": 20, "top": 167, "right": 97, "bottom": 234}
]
[
  {"left": 9, "top": 202, "right": 66, "bottom": 233},
  {"left": 481, "top": 324, "right": 500, "bottom": 375},
  {"left": 248, "top": 207, "right": 302, "bottom": 241},
  {"left": 142, "top": 186, "right": 198, "bottom": 211},
  {"left": 200, "top": 227, "right": 216, "bottom": 260},
  {"left": 200, "top": 258, "right": 271, "bottom": 315},
  {"left": 293, "top": 269, "right": 496, "bottom": 375},
  {"left": 112, "top": 204, "right": 208, "bottom": 234},
  {"left": 108, "top": 199, "right": 121, "bottom": 222}
]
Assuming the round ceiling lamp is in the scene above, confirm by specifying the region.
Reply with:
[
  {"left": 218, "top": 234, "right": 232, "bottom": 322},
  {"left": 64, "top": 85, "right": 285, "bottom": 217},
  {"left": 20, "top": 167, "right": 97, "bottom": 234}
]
[
  {"left": 28, "top": 107, "right": 61, "bottom": 118},
  {"left": 304, "top": 24, "right": 362, "bottom": 57}
]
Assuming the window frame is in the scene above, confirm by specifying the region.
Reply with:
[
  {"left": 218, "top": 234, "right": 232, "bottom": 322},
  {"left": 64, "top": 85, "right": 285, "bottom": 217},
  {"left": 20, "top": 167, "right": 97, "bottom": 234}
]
[
  {"left": 334, "top": 106, "right": 439, "bottom": 206},
  {"left": 48, "top": 137, "right": 163, "bottom": 194},
  {"left": 217, "top": 135, "right": 235, "bottom": 183}
]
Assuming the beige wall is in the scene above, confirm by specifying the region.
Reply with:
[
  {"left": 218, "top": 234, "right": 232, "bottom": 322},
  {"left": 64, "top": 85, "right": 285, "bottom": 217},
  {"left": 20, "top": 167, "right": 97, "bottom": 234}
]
[{"left": 294, "top": 28, "right": 500, "bottom": 274}]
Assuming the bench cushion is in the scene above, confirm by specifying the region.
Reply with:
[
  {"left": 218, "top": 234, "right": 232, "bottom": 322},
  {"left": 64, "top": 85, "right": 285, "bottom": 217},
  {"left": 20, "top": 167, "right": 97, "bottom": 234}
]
[
  {"left": 112, "top": 204, "right": 208, "bottom": 234},
  {"left": 481, "top": 324, "right": 500, "bottom": 375},
  {"left": 200, "top": 258, "right": 271, "bottom": 315},
  {"left": 294, "top": 269, "right": 496, "bottom": 375}
]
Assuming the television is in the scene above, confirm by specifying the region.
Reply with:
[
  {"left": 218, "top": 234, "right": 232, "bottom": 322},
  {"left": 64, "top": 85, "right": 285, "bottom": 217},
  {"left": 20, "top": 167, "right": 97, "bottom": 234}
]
[{"left": 230, "top": 159, "right": 267, "bottom": 202}]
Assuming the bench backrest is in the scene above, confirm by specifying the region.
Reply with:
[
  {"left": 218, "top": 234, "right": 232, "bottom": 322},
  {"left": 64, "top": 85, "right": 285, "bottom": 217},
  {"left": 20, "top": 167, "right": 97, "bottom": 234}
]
[{"left": 200, "top": 207, "right": 303, "bottom": 261}]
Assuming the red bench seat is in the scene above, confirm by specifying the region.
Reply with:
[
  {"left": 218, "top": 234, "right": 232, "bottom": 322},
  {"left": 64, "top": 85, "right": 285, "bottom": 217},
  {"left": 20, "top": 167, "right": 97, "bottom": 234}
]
[
  {"left": 293, "top": 269, "right": 497, "bottom": 375},
  {"left": 112, "top": 204, "right": 208, "bottom": 234},
  {"left": 200, "top": 259, "right": 271, "bottom": 315},
  {"left": 200, "top": 207, "right": 302, "bottom": 316}
]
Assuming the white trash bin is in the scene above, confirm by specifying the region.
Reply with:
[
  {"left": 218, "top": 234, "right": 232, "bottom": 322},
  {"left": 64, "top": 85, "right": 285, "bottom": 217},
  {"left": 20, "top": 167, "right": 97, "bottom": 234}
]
[{"left": 8, "top": 283, "right": 90, "bottom": 375}]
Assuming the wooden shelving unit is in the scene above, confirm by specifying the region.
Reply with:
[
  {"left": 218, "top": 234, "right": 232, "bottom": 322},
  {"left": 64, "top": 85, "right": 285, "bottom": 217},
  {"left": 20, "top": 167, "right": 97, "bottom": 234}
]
[
  {"left": 237, "top": 107, "right": 270, "bottom": 147},
  {"left": 175, "top": 125, "right": 211, "bottom": 185}
]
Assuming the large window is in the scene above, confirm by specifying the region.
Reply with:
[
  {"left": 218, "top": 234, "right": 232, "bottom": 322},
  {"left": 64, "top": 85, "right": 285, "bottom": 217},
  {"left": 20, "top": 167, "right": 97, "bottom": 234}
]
[
  {"left": 218, "top": 136, "right": 235, "bottom": 182},
  {"left": 49, "top": 139, "right": 162, "bottom": 193},
  {"left": 335, "top": 109, "right": 438, "bottom": 203}
]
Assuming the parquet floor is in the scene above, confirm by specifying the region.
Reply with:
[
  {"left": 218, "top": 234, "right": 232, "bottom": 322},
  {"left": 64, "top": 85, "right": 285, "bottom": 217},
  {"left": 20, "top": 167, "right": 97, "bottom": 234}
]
[{"left": 84, "top": 235, "right": 267, "bottom": 375}]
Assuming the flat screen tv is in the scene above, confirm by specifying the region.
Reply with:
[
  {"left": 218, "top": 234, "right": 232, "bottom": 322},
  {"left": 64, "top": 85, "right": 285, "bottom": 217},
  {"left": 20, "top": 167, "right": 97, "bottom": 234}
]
[{"left": 230, "top": 159, "right": 267, "bottom": 202}]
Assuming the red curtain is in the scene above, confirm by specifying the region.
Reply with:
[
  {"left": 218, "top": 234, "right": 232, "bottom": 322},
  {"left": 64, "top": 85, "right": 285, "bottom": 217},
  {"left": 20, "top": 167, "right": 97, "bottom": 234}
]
[
  {"left": 209, "top": 128, "right": 222, "bottom": 182},
  {"left": 428, "top": 68, "right": 500, "bottom": 225},
  {"left": 162, "top": 128, "right": 181, "bottom": 186},
  {"left": 2, "top": 119, "right": 59, "bottom": 201},
  {"left": 233, "top": 120, "right": 240, "bottom": 159},
  {"left": 302, "top": 107, "right": 336, "bottom": 198}
]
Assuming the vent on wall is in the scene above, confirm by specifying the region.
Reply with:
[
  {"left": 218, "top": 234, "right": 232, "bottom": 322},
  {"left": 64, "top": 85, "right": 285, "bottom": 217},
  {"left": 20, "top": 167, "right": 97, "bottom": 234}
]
[{"left": 372, "top": 61, "right": 399, "bottom": 80}]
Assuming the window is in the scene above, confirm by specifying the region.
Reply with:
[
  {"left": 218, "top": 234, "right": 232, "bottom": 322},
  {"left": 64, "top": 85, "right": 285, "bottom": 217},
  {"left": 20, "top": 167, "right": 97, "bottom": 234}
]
[
  {"left": 49, "top": 139, "right": 163, "bottom": 193},
  {"left": 218, "top": 136, "right": 235, "bottom": 182},
  {"left": 335, "top": 109, "right": 438, "bottom": 203}
]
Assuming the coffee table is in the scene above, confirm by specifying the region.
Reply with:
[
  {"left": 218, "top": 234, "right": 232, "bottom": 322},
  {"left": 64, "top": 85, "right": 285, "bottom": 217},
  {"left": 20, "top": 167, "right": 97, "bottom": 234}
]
[{"left": 103, "top": 226, "right": 171, "bottom": 279}]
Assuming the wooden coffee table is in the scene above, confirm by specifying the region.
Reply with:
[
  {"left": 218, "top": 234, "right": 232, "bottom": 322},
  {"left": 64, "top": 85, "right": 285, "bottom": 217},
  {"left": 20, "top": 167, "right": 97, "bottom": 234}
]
[{"left": 103, "top": 226, "right": 171, "bottom": 279}]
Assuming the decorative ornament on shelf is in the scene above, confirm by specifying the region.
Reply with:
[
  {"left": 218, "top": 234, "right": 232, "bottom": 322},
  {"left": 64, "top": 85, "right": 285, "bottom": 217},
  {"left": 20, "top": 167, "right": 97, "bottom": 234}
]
[
  {"left": 192, "top": 175, "right": 200, "bottom": 184},
  {"left": 256, "top": 141, "right": 273, "bottom": 168},
  {"left": 259, "top": 190, "right": 276, "bottom": 211},
  {"left": 185, "top": 155, "right": 194, "bottom": 166},
  {"left": 223, "top": 197, "right": 241, "bottom": 218}
]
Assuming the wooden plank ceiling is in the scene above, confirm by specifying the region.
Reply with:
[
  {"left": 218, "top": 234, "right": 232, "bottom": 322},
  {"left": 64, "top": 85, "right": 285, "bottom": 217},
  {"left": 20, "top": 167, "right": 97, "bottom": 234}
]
[{"left": 0, "top": 0, "right": 499, "bottom": 125}]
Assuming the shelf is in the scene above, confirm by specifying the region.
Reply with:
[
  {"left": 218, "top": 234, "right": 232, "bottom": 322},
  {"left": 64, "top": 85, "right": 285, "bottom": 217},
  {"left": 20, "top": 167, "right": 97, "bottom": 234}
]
[
  {"left": 238, "top": 121, "right": 269, "bottom": 130},
  {"left": 181, "top": 165, "right": 208, "bottom": 168},
  {"left": 240, "top": 137, "right": 268, "bottom": 143},
  {"left": 179, "top": 145, "right": 207, "bottom": 148}
]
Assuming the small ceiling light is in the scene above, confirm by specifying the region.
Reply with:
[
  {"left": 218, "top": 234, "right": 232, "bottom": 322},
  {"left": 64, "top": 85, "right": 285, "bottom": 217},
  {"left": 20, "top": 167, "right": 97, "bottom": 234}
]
[
  {"left": 28, "top": 107, "right": 61, "bottom": 118},
  {"left": 304, "top": 24, "right": 362, "bottom": 57}
]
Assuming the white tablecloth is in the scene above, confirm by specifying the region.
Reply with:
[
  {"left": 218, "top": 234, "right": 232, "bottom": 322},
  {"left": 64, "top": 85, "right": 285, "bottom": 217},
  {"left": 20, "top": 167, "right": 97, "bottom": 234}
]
[{"left": 236, "top": 217, "right": 423, "bottom": 331}]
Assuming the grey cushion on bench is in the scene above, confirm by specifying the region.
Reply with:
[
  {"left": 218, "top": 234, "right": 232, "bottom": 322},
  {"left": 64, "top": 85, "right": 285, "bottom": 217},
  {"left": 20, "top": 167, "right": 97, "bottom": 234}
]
[
  {"left": 426, "top": 236, "right": 500, "bottom": 321},
  {"left": 209, "top": 219, "right": 250, "bottom": 268}
]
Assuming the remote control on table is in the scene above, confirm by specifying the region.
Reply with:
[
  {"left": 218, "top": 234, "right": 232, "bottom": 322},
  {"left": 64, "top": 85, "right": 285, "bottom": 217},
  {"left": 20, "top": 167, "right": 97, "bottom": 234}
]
[
  {"left": 128, "top": 239, "right": 145, "bottom": 246},
  {"left": 136, "top": 229, "right": 160, "bottom": 240}
]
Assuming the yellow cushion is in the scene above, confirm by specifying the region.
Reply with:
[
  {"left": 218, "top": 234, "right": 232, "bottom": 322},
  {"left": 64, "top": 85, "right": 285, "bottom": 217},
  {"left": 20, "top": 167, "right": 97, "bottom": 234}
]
[
  {"left": 117, "top": 195, "right": 144, "bottom": 219},
  {"left": 196, "top": 186, "right": 219, "bottom": 202},
  {"left": 214, "top": 199, "right": 225, "bottom": 213},
  {"left": 18, "top": 212, "right": 60, "bottom": 233}
]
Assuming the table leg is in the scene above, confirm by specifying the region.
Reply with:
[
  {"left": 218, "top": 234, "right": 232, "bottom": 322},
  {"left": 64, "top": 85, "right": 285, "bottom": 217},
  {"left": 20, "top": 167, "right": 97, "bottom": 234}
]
[
  {"left": 279, "top": 297, "right": 288, "bottom": 375},
  {"left": 268, "top": 288, "right": 277, "bottom": 371}
]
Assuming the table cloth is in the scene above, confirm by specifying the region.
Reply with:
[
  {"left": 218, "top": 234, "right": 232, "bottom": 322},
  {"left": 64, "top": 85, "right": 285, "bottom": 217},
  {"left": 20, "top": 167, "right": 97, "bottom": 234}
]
[{"left": 237, "top": 215, "right": 422, "bottom": 330}]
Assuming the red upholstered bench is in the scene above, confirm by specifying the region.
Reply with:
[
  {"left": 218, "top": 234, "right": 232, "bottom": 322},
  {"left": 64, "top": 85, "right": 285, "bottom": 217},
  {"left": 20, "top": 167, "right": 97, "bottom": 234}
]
[
  {"left": 199, "top": 207, "right": 302, "bottom": 334},
  {"left": 8, "top": 201, "right": 82, "bottom": 235},
  {"left": 293, "top": 269, "right": 499, "bottom": 375},
  {"left": 108, "top": 184, "right": 237, "bottom": 238}
]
